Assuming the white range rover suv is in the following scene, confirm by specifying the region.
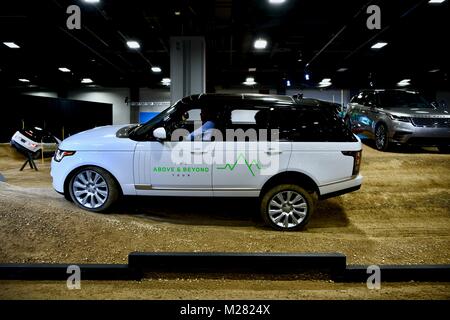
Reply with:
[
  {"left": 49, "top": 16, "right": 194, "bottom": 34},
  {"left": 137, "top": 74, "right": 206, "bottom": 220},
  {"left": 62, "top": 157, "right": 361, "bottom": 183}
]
[{"left": 51, "top": 94, "right": 363, "bottom": 231}]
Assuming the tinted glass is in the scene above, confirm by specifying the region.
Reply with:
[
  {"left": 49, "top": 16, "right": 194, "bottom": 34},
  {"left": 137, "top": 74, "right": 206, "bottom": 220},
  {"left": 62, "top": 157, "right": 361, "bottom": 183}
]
[{"left": 378, "top": 91, "right": 432, "bottom": 109}]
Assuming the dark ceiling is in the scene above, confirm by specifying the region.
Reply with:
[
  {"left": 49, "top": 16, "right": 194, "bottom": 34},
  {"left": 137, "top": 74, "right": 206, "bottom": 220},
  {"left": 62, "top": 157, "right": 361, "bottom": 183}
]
[{"left": 0, "top": 0, "right": 449, "bottom": 92}]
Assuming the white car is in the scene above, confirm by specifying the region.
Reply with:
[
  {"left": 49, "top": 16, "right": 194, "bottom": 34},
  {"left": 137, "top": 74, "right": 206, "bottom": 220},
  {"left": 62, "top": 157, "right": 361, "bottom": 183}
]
[
  {"left": 51, "top": 94, "right": 363, "bottom": 231},
  {"left": 11, "top": 127, "right": 61, "bottom": 158}
]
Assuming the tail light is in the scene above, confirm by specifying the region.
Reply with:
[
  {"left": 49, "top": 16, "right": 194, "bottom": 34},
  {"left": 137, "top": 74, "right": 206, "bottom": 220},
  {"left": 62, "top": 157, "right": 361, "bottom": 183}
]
[{"left": 342, "top": 150, "right": 362, "bottom": 176}]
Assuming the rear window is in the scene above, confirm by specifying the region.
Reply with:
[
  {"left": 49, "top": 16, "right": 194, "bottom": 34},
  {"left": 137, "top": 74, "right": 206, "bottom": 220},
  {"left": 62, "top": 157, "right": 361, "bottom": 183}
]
[{"left": 268, "top": 109, "right": 355, "bottom": 142}]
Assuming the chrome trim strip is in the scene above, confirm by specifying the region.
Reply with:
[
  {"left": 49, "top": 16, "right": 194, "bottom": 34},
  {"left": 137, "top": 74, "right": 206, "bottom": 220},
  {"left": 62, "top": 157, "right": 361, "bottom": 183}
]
[
  {"left": 319, "top": 176, "right": 358, "bottom": 187},
  {"left": 134, "top": 184, "right": 153, "bottom": 190},
  {"left": 134, "top": 185, "right": 259, "bottom": 192}
]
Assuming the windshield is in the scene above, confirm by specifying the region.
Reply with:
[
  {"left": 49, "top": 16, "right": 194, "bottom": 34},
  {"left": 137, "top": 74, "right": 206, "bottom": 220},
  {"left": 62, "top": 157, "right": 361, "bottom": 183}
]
[
  {"left": 130, "top": 104, "right": 178, "bottom": 138},
  {"left": 379, "top": 91, "right": 432, "bottom": 109}
]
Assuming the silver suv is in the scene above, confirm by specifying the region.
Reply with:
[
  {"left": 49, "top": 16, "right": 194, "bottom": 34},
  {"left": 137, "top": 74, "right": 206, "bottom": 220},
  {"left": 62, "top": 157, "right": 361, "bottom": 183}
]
[{"left": 345, "top": 90, "right": 450, "bottom": 152}]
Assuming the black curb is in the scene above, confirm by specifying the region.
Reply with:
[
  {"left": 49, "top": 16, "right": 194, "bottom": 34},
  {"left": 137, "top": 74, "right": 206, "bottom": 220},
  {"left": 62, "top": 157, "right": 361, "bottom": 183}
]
[
  {"left": 0, "top": 253, "right": 450, "bottom": 283},
  {"left": 128, "top": 252, "right": 347, "bottom": 274}
]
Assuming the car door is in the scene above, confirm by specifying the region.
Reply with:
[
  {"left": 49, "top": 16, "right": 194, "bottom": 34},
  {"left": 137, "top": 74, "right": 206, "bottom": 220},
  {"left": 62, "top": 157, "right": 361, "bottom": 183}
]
[
  {"left": 134, "top": 106, "right": 213, "bottom": 196},
  {"left": 212, "top": 107, "right": 291, "bottom": 197}
]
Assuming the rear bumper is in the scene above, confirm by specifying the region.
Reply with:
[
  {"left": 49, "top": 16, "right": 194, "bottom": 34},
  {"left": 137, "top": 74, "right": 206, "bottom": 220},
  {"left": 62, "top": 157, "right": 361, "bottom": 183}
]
[{"left": 318, "top": 175, "right": 363, "bottom": 199}]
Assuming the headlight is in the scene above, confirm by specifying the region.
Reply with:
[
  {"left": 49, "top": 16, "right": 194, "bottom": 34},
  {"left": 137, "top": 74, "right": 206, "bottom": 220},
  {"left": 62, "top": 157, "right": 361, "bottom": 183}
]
[
  {"left": 54, "top": 149, "right": 76, "bottom": 162},
  {"left": 389, "top": 114, "right": 410, "bottom": 122}
]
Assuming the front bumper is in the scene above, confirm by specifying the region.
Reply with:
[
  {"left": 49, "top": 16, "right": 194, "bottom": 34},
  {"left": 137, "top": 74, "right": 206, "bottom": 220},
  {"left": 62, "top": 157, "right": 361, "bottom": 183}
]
[
  {"left": 389, "top": 121, "right": 450, "bottom": 146},
  {"left": 51, "top": 157, "right": 66, "bottom": 193}
]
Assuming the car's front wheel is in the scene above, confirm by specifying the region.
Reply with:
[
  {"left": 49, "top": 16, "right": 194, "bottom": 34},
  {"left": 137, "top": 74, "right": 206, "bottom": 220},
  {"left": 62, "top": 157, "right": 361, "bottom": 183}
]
[
  {"left": 260, "top": 184, "right": 314, "bottom": 231},
  {"left": 68, "top": 166, "right": 119, "bottom": 212},
  {"left": 375, "top": 123, "right": 389, "bottom": 151}
]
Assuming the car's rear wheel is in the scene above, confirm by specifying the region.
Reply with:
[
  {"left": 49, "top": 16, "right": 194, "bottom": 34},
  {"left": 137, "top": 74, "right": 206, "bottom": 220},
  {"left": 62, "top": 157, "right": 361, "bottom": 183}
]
[
  {"left": 69, "top": 167, "right": 119, "bottom": 212},
  {"left": 260, "top": 184, "right": 314, "bottom": 231},
  {"left": 375, "top": 123, "right": 389, "bottom": 151}
]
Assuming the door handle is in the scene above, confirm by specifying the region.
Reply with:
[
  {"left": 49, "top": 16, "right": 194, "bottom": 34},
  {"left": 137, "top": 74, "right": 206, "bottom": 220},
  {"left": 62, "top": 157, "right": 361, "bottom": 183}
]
[
  {"left": 191, "top": 150, "right": 207, "bottom": 154},
  {"left": 265, "top": 149, "right": 282, "bottom": 155}
]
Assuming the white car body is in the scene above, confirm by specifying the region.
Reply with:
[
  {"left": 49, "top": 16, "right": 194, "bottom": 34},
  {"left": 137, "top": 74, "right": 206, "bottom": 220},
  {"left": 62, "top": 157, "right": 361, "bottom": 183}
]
[
  {"left": 51, "top": 125, "right": 362, "bottom": 197},
  {"left": 51, "top": 94, "right": 363, "bottom": 231}
]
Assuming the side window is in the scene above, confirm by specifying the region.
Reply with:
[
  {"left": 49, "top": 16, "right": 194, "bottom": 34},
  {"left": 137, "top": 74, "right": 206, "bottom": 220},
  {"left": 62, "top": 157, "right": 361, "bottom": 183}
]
[
  {"left": 225, "top": 108, "right": 268, "bottom": 141},
  {"left": 365, "top": 92, "right": 376, "bottom": 107}
]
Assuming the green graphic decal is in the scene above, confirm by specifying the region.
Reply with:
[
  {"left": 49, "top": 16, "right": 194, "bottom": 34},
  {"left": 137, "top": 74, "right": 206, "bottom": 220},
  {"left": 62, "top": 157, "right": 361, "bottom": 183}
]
[{"left": 217, "top": 154, "right": 262, "bottom": 176}]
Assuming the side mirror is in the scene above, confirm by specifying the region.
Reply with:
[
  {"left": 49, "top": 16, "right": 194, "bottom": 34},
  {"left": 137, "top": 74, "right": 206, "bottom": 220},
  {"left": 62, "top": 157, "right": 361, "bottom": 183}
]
[{"left": 153, "top": 127, "right": 167, "bottom": 140}]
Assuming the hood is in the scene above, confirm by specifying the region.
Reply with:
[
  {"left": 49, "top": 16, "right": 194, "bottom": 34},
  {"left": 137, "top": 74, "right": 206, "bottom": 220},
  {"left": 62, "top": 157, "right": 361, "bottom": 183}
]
[
  {"left": 381, "top": 107, "right": 450, "bottom": 118},
  {"left": 59, "top": 125, "right": 137, "bottom": 151}
]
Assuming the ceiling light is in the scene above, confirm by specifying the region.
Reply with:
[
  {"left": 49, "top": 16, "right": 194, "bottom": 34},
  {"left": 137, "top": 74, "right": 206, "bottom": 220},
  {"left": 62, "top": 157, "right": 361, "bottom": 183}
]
[
  {"left": 269, "top": 0, "right": 286, "bottom": 4},
  {"left": 151, "top": 67, "right": 162, "bottom": 73},
  {"left": 371, "top": 42, "right": 388, "bottom": 49},
  {"left": 397, "top": 79, "right": 411, "bottom": 87},
  {"left": 297, "top": 59, "right": 302, "bottom": 62},
  {"left": 429, "top": 69, "right": 440, "bottom": 73},
  {"left": 243, "top": 77, "right": 257, "bottom": 85},
  {"left": 3, "top": 42, "right": 20, "bottom": 49},
  {"left": 81, "top": 78, "right": 93, "bottom": 84},
  {"left": 58, "top": 67, "right": 71, "bottom": 72},
  {"left": 174, "top": 11, "right": 181, "bottom": 16},
  {"left": 304, "top": 73, "right": 310, "bottom": 81},
  {"left": 126, "top": 41, "right": 140, "bottom": 49},
  {"left": 248, "top": 67, "right": 257, "bottom": 72},
  {"left": 161, "top": 78, "right": 171, "bottom": 86},
  {"left": 286, "top": 80, "right": 291, "bottom": 87},
  {"left": 337, "top": 68, "right": 348, "bottom": 72},
  {"left": 254, "top": 39, "right": 268, "bottom": 49},
  {"left": 428, "top": 0, "right": 446, "bottom": 4},
  {"left": 318, "top": 78, "right": 332, "bottom": 88},
  {"left": 18, "top": 78, "right": 30, "bottom": 82},
  {"left": 83, "top": 0, "right": 100, "bottom": 3}
]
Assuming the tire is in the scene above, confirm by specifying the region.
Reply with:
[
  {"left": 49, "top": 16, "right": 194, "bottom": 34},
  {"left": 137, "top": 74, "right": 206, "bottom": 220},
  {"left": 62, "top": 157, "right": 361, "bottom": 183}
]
[
  {"left": 375, "top": 123, "right": 389, "bottom": 151},
  {"left": 260, "top": 184, "right": 314, "bottom": 231},
  {"left": 438, "top": 146, "right": 450, "bottom": 154},
  {"left": 68, "top": 166, "right": 120, "bottom": 212}
]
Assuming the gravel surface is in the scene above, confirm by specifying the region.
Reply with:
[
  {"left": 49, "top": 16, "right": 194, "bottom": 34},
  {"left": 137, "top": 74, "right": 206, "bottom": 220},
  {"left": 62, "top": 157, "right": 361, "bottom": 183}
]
[{"left": 0, "top": 143, "right": 449, "bottom": 299}]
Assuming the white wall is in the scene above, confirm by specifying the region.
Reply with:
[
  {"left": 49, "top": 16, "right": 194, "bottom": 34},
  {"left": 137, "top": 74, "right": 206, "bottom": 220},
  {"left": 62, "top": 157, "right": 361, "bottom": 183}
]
[{"left": 67, "top": 88, "right": 130, "bottom": 125}]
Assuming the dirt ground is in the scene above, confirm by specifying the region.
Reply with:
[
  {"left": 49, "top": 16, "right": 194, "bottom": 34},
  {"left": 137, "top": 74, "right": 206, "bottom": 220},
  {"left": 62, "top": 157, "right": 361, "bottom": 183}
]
[{"left": 0, "top": 142, "right": 449, "bottom": 299}]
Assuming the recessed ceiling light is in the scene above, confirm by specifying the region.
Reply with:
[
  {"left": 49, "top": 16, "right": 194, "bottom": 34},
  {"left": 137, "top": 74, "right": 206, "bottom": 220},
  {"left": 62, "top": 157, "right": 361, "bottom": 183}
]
[
  {"left": 248, "top": 67, "right": 257, "bottom": 72},
  {"left": 269, "top": 0, "right": 286, "bottom": 4},
  {"left": 428, "top": 0, "right": 446, "bottom": 4},
  {"left": 174, "top": 11, "right": 181, "bottom": 16},
  {"left": 337, "top": 68, "right": 348, "bottom": 72},
  {"left": 151, "top": 67, "right": 162, "bottom": 73},
  {"left": 371, "top": 42, "right": 388, "bottom": 49},
  {"left": 297, "top": 59, "right": 302, "bottom": 62},
  {"left": 126, "top": 41, "right": 140, "bottom": 49},
  {"left": 397, "top": 79, "right": 411, "bottom": 87},
  {"left": 58, "top": 67, "right": 71, "bottom": 72},
  {"left": 254, "top": 39, "right": 268, "bottom": 49},
  {"left": 18, "top": 78, "right": 30, "bottom": 82},
  {"left": 318, "top": 78, "right": 332, "bottom": 87},
  {"left": 244, "top": 77, "right": 257, "bottom": 85},
  {"left": 81, "top": 78, "right": 93, "bottom": 84},
  {"left": 3, "top": 42, "right": 20, "bottom": 49},
  {"left": 83, "top": 0, "right": 100, "bottom": 3},
  {"left": 429, "top": 69, "right": 440, "bottom": 73}
]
